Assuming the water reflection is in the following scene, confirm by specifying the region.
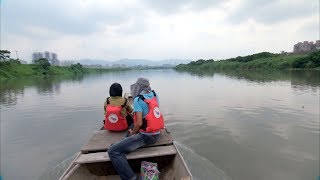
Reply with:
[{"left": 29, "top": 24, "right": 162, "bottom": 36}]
[
  {"left": 0, "top": 75, "right": 84, "bottom": 107},
  {"left": 176, "top": 69, "right": 320, "bottom": 88}
]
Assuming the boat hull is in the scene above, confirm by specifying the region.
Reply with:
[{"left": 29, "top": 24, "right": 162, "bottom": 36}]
[{"left": 60, "top": 143, "right": 192, "bottom": 180}]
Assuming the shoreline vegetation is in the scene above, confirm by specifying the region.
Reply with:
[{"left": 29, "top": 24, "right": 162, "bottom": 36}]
[
  {"left": 0, "top": 61, "right": 171, "bottom": 79},
  {"left": 0, "top": 50, "right": 129, "bottom": 79},
  {"left": 174, "top": 50, "right": 320, "bottom": 72},
  {"left": 0, "top": 59, "right": 129, "bottom": 79},
  {"left": 0, "top": 49, "right": 168, "bottom": 79},
  {"left": 1, "top": 50, "right": 319, "bottom": 79}
]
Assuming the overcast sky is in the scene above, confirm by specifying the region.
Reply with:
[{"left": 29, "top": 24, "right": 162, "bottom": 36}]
[{"left": 0, "top": 0, "right": 319, "bottom": 61}]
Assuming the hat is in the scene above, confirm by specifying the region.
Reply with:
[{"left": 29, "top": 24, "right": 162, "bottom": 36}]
[{"left": 130, "top": 78, "right": 151, "bottom": 98}]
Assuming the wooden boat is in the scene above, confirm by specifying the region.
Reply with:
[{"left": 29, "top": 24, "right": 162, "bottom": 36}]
[{"left": 59, "top": 94, "right": 192, "bottom": 180}]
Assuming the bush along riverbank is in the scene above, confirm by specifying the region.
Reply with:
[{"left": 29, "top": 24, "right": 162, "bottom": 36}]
[
  {"left": 175, "top": 50, "right": 320, "bottom": 71},
  {"left": 0, "top": 58, "right": 126, "bottom": 79}
]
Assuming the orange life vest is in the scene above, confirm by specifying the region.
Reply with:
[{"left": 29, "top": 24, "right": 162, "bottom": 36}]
[
  {"left": 104, "top": 98, "right": 128, "bottom": 131},
  {"left": 134, "top": 91, "right": 164, "bottom": 133}
]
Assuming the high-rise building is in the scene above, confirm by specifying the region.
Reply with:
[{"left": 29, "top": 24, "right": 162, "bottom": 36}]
[
  {"left": 51, "top": 53, "right": 59, "bottom": 65},
  {"left": 31, "top": 51, "right": 60, "bottom": 65},
  {"left": 293, "top": 40, "right": 320, "bottom": 54},
  {"left": 44, "top": 51, "right": 50, "bottom": 60},
  {"left": 52, "top": 53, "right": 57, "bottom": 61},
  {"left": 32, "top": 52, "right": 38, "bottom": 62},
  {"left": 32, "top": 52, "right": 44, "bottom": 63}
]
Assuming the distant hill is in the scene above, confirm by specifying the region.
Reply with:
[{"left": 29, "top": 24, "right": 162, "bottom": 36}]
[
  {"left": 75, "top": 59, "right": 191, "bottom": 66},
  {"left": 75, "top": 59, "right": 109, "bottom": 65}
]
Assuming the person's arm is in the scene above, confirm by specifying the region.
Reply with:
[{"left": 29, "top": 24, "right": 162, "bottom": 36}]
[{"left": 128, "top": 111, "right": 142, "bottom": 136}]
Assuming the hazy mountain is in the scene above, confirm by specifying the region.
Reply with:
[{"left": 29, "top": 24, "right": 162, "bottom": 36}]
[
  {"left": 75, "top": 59, "right": 191, "bottom": 66},
  {"left": 75, "top": 59, "right": 109, "bottom": 65}
]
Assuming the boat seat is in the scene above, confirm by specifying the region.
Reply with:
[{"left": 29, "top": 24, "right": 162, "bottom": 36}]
[
  {"left": 75, "top": 145, "right": 177, "bottom": 164},
  {"left": 81, "top": 129, "right": 173, "bottom": 154}
]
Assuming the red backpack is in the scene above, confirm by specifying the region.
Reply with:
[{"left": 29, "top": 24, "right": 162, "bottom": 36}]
[
  {"left": 135, "top": 91, "right": 164, "bottom": 133},
  {"left": 104, "top": 98, "right": 128, "bottom": 131}
]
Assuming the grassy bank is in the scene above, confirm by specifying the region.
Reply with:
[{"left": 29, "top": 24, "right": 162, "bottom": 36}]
[
  {"left": 0, "top": 60, "right": 127, "bottom": 79},
  {"left": 175, "top": 50, "right": 320, "bottom": 71}
]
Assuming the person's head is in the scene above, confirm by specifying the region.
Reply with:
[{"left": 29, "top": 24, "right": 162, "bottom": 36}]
[
  {"left": 130, "top": 77, "right": 152, "bottom": 98},
  {"left": 109, "top": 83, "right": 123, "bottom": 97}
]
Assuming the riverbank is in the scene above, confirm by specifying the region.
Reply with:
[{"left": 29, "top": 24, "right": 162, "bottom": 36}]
[
  {"left": 0, "top": 61, "right": 128, "bottom": 79},
  {"left": 175, "top": 50, "right": 320, "bottom": 71}
]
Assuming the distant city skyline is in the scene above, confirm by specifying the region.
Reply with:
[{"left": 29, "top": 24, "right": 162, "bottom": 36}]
[
  {"left": 293, "top": 40, "right": 320, "bottom": 54},
  {"left": 32, "top": 51, "right": 59, "bottom": 65},
  {"left": 1, "top": 0, "right": 318, "bottom": 62}
]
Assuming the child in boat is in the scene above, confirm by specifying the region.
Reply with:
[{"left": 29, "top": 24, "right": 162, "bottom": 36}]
[{"left": 104, "top": 83, "right": 133, "bottom": 131}]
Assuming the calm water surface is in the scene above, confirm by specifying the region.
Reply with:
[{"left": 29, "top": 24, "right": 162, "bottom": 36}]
[{"left": 0, "top": 69, "right": 319, "bottom": 180}]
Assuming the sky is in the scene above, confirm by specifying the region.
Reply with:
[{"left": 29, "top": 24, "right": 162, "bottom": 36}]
[{"left": 0, "top": 0, "right": 319, "bottom": 62}]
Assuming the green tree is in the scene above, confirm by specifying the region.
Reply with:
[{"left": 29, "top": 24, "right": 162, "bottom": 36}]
[
  {"left": 70, "top": 63, "right": 85, "bottom": 73},
  {"left": 0, "top": 50, "right": 11, "bottom": 60},
  {"left": 35, "top": 58, "right": 51, "bottom": 70},
  {"left": 189, "top": 59, "right": 206, "bottom": 66},
  {"left": 292, "top": 50, "right": 320, "bottom": 68}
]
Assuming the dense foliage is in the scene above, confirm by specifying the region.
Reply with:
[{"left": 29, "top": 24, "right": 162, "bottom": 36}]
[
  {"left": 0, "top": 50, "right": 11, "bottom": 60},
  {"left": 175, "top": 51, "right": 320, "bottom": 71},
  {"left": 291, "top": 50, "right": 320, "bottom": 68},
  {"left": 0, "top": 50, "right": 92, "bottom": 79},
  {"left": 34, "top": 58, "right": 51, "bottom": 70},
  {"left": 70, "top": 63, "right": 85, "bottom": 74},
  {"left": 228, "top": 52, "right": 279, "bottom": 62}
]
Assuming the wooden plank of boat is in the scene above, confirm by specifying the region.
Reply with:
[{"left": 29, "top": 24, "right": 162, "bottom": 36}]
[
  {"left": 81, "top": 129, "right": 173, "bottom": 154},
  {"left": 76, "top": 145, "right": 177, "bottom": 164}
]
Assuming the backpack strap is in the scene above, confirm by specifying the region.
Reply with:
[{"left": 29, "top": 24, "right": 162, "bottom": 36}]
[
  {"left": 137, "top": 91, "right": 156, "bottom": 101},
  {"left": 137, "top": 94, "right": 145, "bottom": 101},
  {"left": 151, "top": 90, "right": 156, "bottom": 97}
]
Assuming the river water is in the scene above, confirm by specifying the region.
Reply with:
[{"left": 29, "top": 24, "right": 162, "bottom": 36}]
[{"left": 0, "top": 69, "right": 319, "bottom": 180}]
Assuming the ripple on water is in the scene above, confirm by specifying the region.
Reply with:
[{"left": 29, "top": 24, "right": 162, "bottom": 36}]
[
  {"left": 175, "top": 141, "right": 231, "bottom": 180},
  {"left": 37, "top": 153, "right": 79, "bottom": 180},
  {"left": 299, "top": 120, "right": 320, "bottom": 134}
]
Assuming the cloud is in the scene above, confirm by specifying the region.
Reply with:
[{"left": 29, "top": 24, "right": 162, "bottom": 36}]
[
  {"left": 297, "top": 17, "right": 320, "bottom": 40},
  {"left": 140, "top": 0, "right": 224, "bottom": 14},
  {"left": 228, "top": 0, "right": 318, "bottom": 24},
  {"left": 1, "top": 0, "right": 143, "bottom": 36},
  {"left": 0, "top": 0, "right": 318, "bottom": 61}
]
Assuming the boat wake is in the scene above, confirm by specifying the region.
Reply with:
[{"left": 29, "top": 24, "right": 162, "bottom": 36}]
[
  {"left": 37, "top": 153, "right": 78, "bottom": 180},
  {"left": 174, "top": 141, "right": 232, "bottom": 180}
]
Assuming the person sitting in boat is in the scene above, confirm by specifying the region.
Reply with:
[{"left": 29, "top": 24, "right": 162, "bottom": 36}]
[
  {"left": 108, "top": 77, "right": 164, "bottom": 180},
  {"left": 104, "top": 83, "right": 133, "bottom": 131}
]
